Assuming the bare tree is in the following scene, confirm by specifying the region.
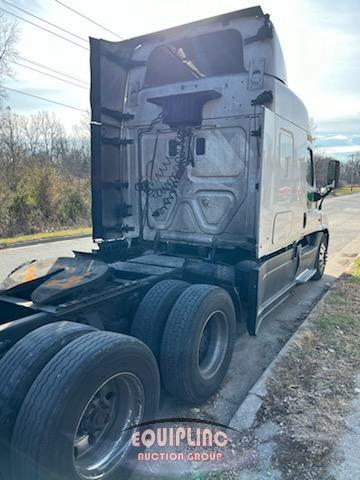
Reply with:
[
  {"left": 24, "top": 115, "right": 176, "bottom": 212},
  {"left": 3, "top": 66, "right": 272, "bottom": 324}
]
[
  {"left": 31, "top": 111, "right": 66, "bottom": 162},
  {"left": 341, "top": 154, "right": 360, "bottom": 186},
  {"left": 0, "top": 106, "right": 91, "bottom": 237},
  {"left": 20, "top": 115, "right": 42, "bottom": 157},
  {"left": 0, "top": 12, "right": 19, "bottom": 97},
  {"left": 72, "top": 111, "right": 90, "bottom": 137},
  {"left": 61, "top": 113, "right": 91, "bottom": 177},
  {"left": 0, "top": 107, "right": 25, "bottom": 186}
]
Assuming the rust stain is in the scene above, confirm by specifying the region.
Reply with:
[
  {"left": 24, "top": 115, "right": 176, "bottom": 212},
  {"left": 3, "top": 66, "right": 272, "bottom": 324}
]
[
  {"left": 21, "top": 266, "right": 38, "bottom": 282},
  {"left": 46, "top": 274, "right": 85, "bottom": 290}
]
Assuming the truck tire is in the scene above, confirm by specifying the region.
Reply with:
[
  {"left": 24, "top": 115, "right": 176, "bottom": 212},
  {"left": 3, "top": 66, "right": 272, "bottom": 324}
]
[
  {"left": 160, "top": 284, "right": 236, "bottom": 404},
  {"left": 131, "top": 279, "right": 189, "bottom": 361},
  {"left": 312, "top": 236, "right": 328, "bottom": 280},
  {"left": 0, "top": 321, "right": 95, "bottom": 479},
  {"left": 11, "top": 331, "right": 160, "bottom": 480}
]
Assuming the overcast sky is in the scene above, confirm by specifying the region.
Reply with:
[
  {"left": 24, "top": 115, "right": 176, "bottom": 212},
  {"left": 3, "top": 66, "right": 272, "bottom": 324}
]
[{"left": 2, "top": 0, "right": 360, "bottom": 159}]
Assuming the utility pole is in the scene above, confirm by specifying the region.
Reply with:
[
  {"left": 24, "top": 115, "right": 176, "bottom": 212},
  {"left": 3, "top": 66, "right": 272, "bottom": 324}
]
[{"left": 350, "top": 153, "right": 354, "bottom": 192}]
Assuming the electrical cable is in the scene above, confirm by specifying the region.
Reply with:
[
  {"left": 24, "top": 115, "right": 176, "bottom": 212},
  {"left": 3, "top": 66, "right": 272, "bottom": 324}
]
[
  {"left": 1, "top": 86, "right": 88, "bottom": 112},
  {"left": 136, "top": 113, "right": 163, "bottom": 236},
  {"left": 136, "top": 127, "right": 193, "bottom": 218},
  {"left": 11, "top": 61, "right": 87, "bottom": 89},
  {"left": 151, "top": 129, "right": 193, "bottom": 217},
  {"left": 0, "top": 0, "right": 88, "bottom": 43},
  {"left": 54, "top": 0, "right": 123, "bottom": 40},
  {"left": 17, "top": 55, "right": 87, "bottom": 85},
  {"left": 0, "top": 6, "right": 88, "bottom": 50}
]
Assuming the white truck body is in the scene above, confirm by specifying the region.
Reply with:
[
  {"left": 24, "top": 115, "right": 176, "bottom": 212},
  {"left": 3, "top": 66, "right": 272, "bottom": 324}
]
[
  {"left": 90, "top": 6, "right": 327, "bottom": 260},
  {"left": 86, "top": 5, "right": 338, "bottom": 334}
]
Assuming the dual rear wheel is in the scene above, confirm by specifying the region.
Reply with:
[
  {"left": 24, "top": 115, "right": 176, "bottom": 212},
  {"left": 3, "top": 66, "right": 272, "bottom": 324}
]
[
  {"left": 0, "top": 280, "right": 237, "bottom": 479},
  {"left": 131, "top": 280, "right": 237, "bottom": 404},
  {"left": 0, "top": 323, "right": 160, "bottom": 480}
]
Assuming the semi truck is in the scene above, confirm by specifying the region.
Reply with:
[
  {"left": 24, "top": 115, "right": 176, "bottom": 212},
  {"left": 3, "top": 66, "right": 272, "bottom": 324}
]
[{"left": 0, "top": 6, "right": 339, "bottom": 480}]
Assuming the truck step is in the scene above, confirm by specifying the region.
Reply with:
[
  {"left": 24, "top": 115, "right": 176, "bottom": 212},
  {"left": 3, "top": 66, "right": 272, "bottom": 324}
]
[{"left": 296, "top": 268, "right": 317, "bottom": 284}]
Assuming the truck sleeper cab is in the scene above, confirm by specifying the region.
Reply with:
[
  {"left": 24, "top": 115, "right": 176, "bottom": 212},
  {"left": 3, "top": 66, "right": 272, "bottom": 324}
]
[
  {"left": 90, "top": 5, "right": 332, "bottom": 332},
  {"left": 0, "top": 7, "right": 338, "bottom": 480}
]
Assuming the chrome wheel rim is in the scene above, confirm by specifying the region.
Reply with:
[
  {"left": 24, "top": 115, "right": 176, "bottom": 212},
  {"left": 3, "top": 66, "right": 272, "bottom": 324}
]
[
  {"left": 197, "top": 310, "right": 229, "bottom": 379},
  {"left": 73, "top": 373, "right": 144, "bottom": 480}
]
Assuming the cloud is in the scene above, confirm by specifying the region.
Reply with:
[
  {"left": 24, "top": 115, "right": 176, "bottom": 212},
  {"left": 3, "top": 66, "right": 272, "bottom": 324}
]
[
  {"left": 315, "top": 112, "right": 360, "bottom": 158},
  {"left": 317, "top": 116, "right": 360, "bottom": 136},
  {"left": 316, "top": 145, "right": 360, "bottom": 160},
  {"left": 323, "top": 135, "right": 349, "bottom": 141},
  {"left": 315, "top": 138, "right": 360, "bottom": 161},
  {"left": 316, "top": 131, "right": 360, "bottom": 147}
]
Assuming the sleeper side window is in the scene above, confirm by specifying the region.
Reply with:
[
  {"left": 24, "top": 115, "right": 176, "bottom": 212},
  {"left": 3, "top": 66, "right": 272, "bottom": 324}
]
[
  {"left": 306, "top": 148, "right": 314, "bottom": 186},
  {"left": 279, "top": 131, "right": 293, "bottom": 178}
]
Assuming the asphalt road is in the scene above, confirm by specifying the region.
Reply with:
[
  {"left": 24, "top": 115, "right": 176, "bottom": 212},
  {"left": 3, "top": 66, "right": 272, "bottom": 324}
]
[
  {"left": 324, "top": 192, "right": 360, "bottom": 254},
  {"left": 0, "top": 236, "right": 96, "bottom": 280},
  {"left": 0, "top": 193, "right": 359, "bottom": 475}
]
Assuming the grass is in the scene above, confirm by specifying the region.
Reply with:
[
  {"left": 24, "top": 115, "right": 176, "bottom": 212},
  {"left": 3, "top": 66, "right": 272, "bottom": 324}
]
[
  {"left": 0, "top": 227, "right": 91, "bottom": 247},
  {"left": 335, "top": 185, "right": 360, "bottom": 196},
  {"left": 351, "top": 258, "right": 360, "bottom": 281},
  {"left": 256, "top": 258, "right": 360, "bottom": 479}
]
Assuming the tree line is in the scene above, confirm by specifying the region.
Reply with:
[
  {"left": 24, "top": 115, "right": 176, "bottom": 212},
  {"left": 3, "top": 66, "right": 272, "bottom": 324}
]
[
  {"left": 1, "top": 105, "right": 358, "bottom": 239},
  {"left": 315, "top": 153, "right": 360, "bottom": 188},
  {"left": 0, "top": 107, "right": 91, "bottom": 238}
]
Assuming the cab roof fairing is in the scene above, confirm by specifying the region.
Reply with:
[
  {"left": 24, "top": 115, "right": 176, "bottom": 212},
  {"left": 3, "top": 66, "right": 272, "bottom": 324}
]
[
  {"left": 89, "top": 5, "right": 288, "bottom": 94},
  {"left": 108, "top": 6, "right": 265, "bottom": 47}
]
